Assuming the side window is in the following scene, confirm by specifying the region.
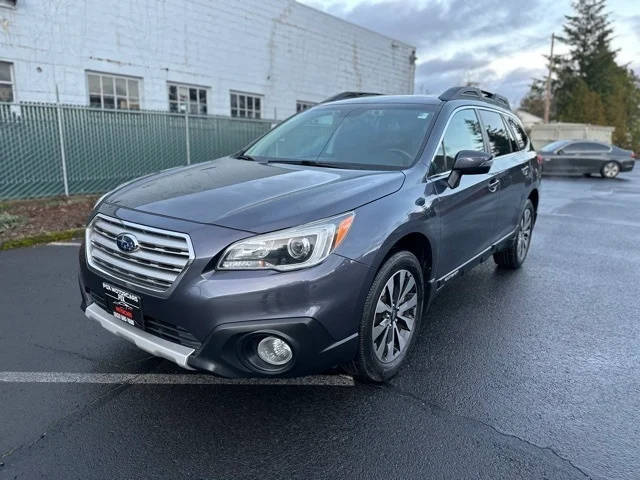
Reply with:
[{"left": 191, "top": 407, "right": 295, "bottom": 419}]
[
  {"left": 565, "top": 142, "right": 590, "bottom": 152},
  {"left": 502, "top": 115, "right": 519, "bottom": 152},
  {"left": 585, "top": 142, "right": 609, "bottom": 152},
  {"left": 479, "top": 110, "right": 512, "bottom": 157},
  {"left": 508, "top": 118, "right": 528, "bottom": 150},
  {"left": 431, "top": 109, "right": 484, "bottom": 175},
  {"left": 431, "top": 143, "right": 446, "bottom": 174}
]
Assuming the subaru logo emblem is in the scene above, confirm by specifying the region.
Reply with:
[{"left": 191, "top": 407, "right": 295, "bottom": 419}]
[{"left": 115, "top": 233, "right": 139, "bottom": 253}]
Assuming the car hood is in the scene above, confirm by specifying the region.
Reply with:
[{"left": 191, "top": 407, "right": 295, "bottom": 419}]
[{"left": 105, "top": 157, "right": 405, "bottom": 233}]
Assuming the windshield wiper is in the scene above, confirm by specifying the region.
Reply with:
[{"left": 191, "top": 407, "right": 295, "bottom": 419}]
[
  {"left": 234, "top": 153, "right": 259, "bottom": 162},
  {"left": 271, "top": 159, "right": 348, "bottom": 169}
]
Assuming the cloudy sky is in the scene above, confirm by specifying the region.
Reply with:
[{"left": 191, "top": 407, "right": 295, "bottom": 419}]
[{"left": 298, "top": 0, "right": 640, "bottom": 107}]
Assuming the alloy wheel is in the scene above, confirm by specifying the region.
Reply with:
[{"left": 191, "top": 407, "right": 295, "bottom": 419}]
[
  {"left": 372, "top": 269, "right": 418, "bottom": 363},
  {"left": 603, "top": 162, "right": 620, "bottom": 178},
  {"left": 517, "top": 207, "right": 533, "bottom": 262}
]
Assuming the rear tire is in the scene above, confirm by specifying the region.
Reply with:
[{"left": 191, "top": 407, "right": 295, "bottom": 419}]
[
  {"left": 493, "top": 199, "right": 535, "bottom": 269},
  {"left": 345, "top": 251, "right": 424, "bottom": 383},
  {"left": 601, "top": 161, "right": 620, "bottom": 179}
]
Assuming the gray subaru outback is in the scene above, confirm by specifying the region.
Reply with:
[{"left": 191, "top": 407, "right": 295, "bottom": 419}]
[{"left": 79, "top": 87, "right": 541, "bottom": 382}]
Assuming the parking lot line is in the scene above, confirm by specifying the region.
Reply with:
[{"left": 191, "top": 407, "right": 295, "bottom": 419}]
[
  {"left": 0, "top": 371, "right": 355, "bottom": 386},
  {"left": 48, "top": 242, "right": 82, "bottom": 246}
]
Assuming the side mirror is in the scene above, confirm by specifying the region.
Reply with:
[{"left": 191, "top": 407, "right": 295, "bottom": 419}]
[
  {"left": 447, "top": 150, "right": 493, "bottom": 189},
  {"left": 557, "top": 149, "right": 565, "bottom": 155}
]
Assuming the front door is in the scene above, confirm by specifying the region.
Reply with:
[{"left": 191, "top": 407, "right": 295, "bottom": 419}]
[{"left": 428, "top": 108, "right": 501, "bottom": 278}]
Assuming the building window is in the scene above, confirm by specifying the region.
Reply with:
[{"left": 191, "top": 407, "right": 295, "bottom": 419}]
[
  {"left": 230, "top": 92, "right": 262, "bottom": 119},
  {"left": 296, "top": 101, "right": 315, "bottom": 113},
  {"left": 87, "top": 72, "right": 140, "bottom": 110},
  {"left": 0, "top": 61, "right": 15, "bottom": 102},
  {"left": 168, "top": 83, "right": 207, "bottom": 115}
]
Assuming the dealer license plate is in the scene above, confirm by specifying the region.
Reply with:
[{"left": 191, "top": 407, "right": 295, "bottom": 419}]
[{"left": 102, "top": 282, "right": 143, "bottom": 328}]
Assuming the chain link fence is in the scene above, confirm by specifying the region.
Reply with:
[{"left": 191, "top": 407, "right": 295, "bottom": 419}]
[{"left": 0, "top": 103, "right": 272, "bottom": 200}]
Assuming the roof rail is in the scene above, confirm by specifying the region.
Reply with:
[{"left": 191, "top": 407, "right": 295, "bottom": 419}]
[
  {"left": 439, "top": 86, "right": 511, "bottom": 110},
  {"left": 321, "top": 91, "right": 382, "bottom": 103}
]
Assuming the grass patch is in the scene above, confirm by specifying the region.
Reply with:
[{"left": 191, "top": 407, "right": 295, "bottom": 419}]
[
  {"left": 0, "top": 212, "right": 24, "bottom": 234},
  {"left": 0, "top": 228, "right": 84, "bottom": 251}
]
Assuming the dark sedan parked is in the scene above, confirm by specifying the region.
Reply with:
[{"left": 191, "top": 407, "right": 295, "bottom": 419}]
[{"left": 539, "top": 140, "right": 636, "bottom": 178}]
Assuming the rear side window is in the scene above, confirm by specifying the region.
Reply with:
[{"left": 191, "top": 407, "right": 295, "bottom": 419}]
[
  {"left": 507, "top": 117, "right": 528, "bottom": 150},
  {"left": 479, "top": 110, "right": 512, "bottom": 157},
  {"left": 502, "top": 116, "right": 519, "bottom": 152},
  {"left": 565, "top": 143, "right": 590, "bottom": 152},
  {"left": 567, "top": 142, "right": 609, "bottom": 152},
  {"left": 431, "top": 109, "right": 484, "bottom": 175}
]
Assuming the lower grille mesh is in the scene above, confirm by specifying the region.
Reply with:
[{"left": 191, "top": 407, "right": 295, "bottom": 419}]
[{"left": 89, "top": 291, "right": 201, "bottom": 350}]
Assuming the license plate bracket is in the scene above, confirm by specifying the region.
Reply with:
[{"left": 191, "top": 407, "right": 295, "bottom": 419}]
[{"left": 102, "top": 282, "right": 144, "bottom": 328}]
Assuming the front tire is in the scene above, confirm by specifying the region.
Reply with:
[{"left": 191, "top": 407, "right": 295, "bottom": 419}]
[
  {"left": 601, "top": 161, "right": 620, "bottom": 179},
  {"left": 346, "top": 251, "right": 424, "bottom": 382},
  {"left": 494, "top": 199, "right": 535, "bottom": 269}
]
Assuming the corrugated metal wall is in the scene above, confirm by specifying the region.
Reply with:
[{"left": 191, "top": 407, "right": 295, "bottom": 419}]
[{"left": 0, "top": 103, "right": 272, "bottom": 200}]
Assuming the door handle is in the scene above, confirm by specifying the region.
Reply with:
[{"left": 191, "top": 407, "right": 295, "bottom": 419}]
[
  {"left": 521, "top": 165, "right": 530, "bottom": 176},
  {"left": 488, "top": 178, "right": 500, "bottom": 193}
]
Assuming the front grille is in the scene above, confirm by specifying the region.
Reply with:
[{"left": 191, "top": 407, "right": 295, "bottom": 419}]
[{"left": 86, "top": 214, "right": 194, "bottom": 294}]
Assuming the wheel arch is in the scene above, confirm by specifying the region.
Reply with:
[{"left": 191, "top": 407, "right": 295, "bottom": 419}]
[
  {"left": 369, "top": 230, "right": 435, "bottom": 303},
  {"left": 527, "top": 188, "right": 540, "bottom": 226},
  {"left": 528, "top": 188, "right": 539, "bottom": 215}
]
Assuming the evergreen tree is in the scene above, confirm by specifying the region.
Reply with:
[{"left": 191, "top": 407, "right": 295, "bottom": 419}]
[
  {"left": 520, "top": 0, "right": 640, "bottom": 150},
  {"left": 519, "top": 79, "right": 546, "bottom": 119}
]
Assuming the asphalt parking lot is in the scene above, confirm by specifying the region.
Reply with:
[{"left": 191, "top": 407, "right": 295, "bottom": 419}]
[{"left": 1, "top": 168, "right": 639, "bottom": 480}]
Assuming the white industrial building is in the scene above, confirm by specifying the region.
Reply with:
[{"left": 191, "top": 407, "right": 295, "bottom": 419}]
[{"left": 0, "top": 0, "right": 416, "bottom": 120}]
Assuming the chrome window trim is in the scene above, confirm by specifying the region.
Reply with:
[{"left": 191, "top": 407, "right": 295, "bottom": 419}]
[
  {"left": 85, "top": 213, "right": 195, "bottom": 298},
  {"left": 426, "top": 105, "right": 531, "bottom": 180}
]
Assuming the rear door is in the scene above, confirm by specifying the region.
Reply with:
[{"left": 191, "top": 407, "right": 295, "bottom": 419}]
[
  {"left": 500, "top": 114, "right": 536, "bottom": 236},
  {"left": 578, "top": 142, "right": 611, "bottom": 172},
  {"left": 429, "top": 108, "right": 500, "bottom": 278},
  {"left": 476, "top": 109, "right": 523, "bottom": 240}
]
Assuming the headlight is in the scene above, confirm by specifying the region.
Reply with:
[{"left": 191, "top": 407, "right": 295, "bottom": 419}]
[{"left": 217, "top": 212, "right": 355, "bottom": 271}]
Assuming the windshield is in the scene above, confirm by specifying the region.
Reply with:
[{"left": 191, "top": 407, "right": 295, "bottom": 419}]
[
  {"left": 540, "top": 140, "right": 569, "bottom": 152},
  {"left": 244, "top": 104, "right": 436, "bottom": 169}
]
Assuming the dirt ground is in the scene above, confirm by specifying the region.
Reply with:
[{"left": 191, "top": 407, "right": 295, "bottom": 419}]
[{"left": 0, "top": 195, "right": 98, "bottom": 243}]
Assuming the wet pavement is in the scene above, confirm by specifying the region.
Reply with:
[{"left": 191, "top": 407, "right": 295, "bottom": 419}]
[{"left": 1, "top": 168, "right": 638, "bottom": 479}]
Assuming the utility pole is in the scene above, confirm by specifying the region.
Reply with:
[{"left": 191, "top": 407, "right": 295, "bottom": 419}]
[{"left": 544, "top": 32, "right": 555, "bottom": 124}]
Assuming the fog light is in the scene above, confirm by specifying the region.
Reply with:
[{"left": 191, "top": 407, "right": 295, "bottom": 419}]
[{"left": 257, "top": 336, "right": 293, "bottom": 366}]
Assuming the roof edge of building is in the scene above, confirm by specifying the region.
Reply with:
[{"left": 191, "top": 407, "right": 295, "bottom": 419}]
[{"left": 293, "top": 1, "right": 416, "bottom": 51}]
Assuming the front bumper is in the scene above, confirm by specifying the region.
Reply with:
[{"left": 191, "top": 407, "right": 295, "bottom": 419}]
[
  {"left": 85, "top": 303, "right": 195, "bottom": 369},
  {"left": 79, "top": 207, "right": 371, "bottom": 377}
]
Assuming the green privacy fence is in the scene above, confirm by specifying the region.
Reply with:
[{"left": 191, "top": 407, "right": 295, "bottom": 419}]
[{"left": 0, "top": 103, "right": 272, "bottom": 200}]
